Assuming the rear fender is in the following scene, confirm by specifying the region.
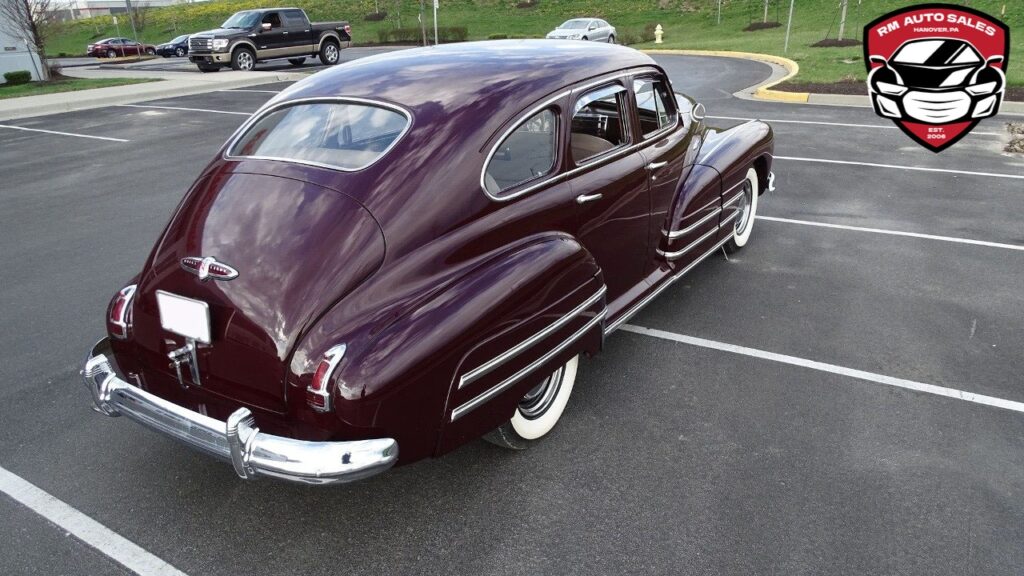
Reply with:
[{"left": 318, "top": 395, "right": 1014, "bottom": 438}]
[{"left": 697, "top": 120, "right": 774, "bottom": 197}]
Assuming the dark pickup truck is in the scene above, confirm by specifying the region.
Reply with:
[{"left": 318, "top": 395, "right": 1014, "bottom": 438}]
[{"left": 188, "top": 7, "right": 351, "bottom": 72}]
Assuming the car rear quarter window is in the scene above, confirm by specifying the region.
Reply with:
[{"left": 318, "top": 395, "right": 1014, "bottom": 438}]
[
  {"left": 484, "top": 108, "right": 558, "bottom": 196},
  {"left": 230, "top": 102, "right": 410, "bottom": 171}
]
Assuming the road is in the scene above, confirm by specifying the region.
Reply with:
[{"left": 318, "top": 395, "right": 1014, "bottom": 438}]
[{"left": 2, "top": 50, "right": 1023, "bottom": 576}]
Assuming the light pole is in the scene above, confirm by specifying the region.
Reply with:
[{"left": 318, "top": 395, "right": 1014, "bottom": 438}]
[
  {"left": 433, "top": 0, "right": 438, "bottom": 45},
  {"left": 783, "top": 0, "right": 795, "bottom": 53},
  {"left": 124, "top": 0, "right": 141, "bottom": 59}
]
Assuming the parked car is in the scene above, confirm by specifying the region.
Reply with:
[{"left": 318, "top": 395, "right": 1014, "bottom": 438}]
[
  {"left": 156, "top": 34, "right": 190, "bottom": 58},
  {"left": 82, "top": 41, "right": 774, "bottom": 485},
  {"left": 546, "top": 18, "right": 616, "bottom": 43},
  {"left": 86, "top": 38, "right": 157, "bottom": 58},
  {"left": 187, "top": 7, "right": 351, "bottom": 72}
]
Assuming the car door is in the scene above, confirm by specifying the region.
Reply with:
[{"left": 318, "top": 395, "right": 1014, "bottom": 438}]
[
  {"left": 568, "top": 81, "right": 651, "bottom": 313},
  {"left": 630, "top": 74, "right": 696, "bottom": 275},
  {"left": 258, "top": 11, "right": 287, "bottom": 55},
  {"left": 282, "top": 9, "right": 314, "bottom": 55},
  {"left": 587, "top": 20, "right": 605, "bottom": 42},
  {"left": 123, "top": 40, "right": 140, "bottom": 56}
]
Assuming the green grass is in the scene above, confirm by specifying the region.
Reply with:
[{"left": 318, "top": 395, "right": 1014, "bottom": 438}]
[
  {"left": 44, "top": 0, "right": 1023, "bottom": 86},
  {"left": 0, "top": 77, "right": 158, "bottom": 99}
]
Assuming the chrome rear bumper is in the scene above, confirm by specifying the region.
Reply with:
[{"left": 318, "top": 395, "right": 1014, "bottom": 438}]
[{"left": 82, "top": 338, "right": 398, "bottom": 485}]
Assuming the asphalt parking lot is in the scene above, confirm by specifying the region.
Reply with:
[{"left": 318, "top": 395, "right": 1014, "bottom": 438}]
[{"left": 2, "top": 51, "right": 1023, "bottom": 576}]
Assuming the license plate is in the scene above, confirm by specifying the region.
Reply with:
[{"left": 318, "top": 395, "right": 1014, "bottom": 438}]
[{"left": 156, "top": 291, "right": 212, "bottom": 344}]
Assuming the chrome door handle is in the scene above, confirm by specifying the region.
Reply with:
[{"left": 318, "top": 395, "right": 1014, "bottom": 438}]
[
  {"left": 576, "top": 193, "right": 603, "bottom": 204},
  {"left": 646, "top": 161, "right": 668, "bottom": 170}
]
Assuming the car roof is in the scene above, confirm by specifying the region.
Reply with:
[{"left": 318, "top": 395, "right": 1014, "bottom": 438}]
[{"left": 283, "top": 40, "right": 657, "bottom": 115}]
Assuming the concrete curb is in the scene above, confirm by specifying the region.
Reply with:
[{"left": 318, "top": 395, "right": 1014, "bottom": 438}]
[{"left": 0, "top": 69, "right": 306, "bottom": 122}]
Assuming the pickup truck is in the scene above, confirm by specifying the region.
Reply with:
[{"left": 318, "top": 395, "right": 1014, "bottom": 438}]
[{"left": 187, "top": 7, "right": 351, "bottom": 72}]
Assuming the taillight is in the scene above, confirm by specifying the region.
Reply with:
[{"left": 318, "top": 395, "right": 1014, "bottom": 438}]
[
  {"left": 108, "top": 284, "right": 137, "bottom": 339},
  {"left": 343, "top": 24, "right": 351, "bottom": 35},
  {"left": 306, "top": 344, "right": 346, "bottom": 412}
]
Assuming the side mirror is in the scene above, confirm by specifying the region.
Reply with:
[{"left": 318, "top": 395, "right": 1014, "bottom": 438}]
[
  {"left": 261, "top": 22, "right": 272, "bottom": 31},
  {"left": 986, "top": 55, "right": 1004, "bottom": 66},
  {"left": 868, "top": 55, "right": 887, "bottom": 66}
]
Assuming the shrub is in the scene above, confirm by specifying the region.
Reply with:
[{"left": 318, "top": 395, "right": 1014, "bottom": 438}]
[
  {"left": 390, "top": 27, "right": 422, "bottom": 43},
  {"left": 376, "top": 28, "right": 389, "bottom": 43},
  {"left": 3, "top": 70, "right": 32, "bottom": 85},
  {"left": 365, "top": 11, "right": 386, "bottom": 21},
  {"left": 516, "top": 1, "right": 537, "bottom": 8},
  {"left": 488, "top": 33, "right": 508, "bottom": 39},
  {"left": 438, "top": 26, "right": 468, "bottom": 42},
  {"left": 618, "top": 32, "right": 639, "bottom": 45}
]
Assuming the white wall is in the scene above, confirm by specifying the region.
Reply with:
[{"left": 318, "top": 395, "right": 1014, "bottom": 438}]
[{"left": 0, "top": 28, "right": 44, "bottom": 83}]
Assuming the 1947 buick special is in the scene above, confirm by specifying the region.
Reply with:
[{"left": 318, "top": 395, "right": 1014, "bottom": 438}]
[{"left": 83, "top": 41, "right": 774, "bottom": 485}]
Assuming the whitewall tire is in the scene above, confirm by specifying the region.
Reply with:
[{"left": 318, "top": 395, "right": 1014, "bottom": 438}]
[
  {"left": 724, "top": 167, "right": 759, "bottom": 253},
  {"left": 484, "top": 355, "right": 578, "bottom": 449}
]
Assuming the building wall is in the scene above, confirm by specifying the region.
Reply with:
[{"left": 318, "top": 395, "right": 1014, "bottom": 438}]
[{"left": 0, "top": 28, "right": 44, "bottom": 83}]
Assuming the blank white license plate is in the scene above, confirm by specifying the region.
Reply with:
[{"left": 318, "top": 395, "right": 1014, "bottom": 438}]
[{"left": 156, "top": 290, "right": 212, "bottom": 344}]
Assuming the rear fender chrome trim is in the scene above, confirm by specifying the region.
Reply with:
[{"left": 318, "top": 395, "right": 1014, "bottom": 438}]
[
  {"left": 459, "top": 286, "right": 606, "bottom": 390},
  {"left": 663, "top": 208, "right": 721, "bottom": 239},
  {"left": 451, "top": 310, "right": 605, "bottom": 422},
  {"left": 657, "top": 227, "right": 718, "bottom": 261},
  {"left": 723, "top": 190, "right": 745, "bottom": 208}
]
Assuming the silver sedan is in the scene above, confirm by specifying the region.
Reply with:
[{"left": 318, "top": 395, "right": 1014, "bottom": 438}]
[{"left": 545, "top": 18, "right": 616, "bottom": 43}]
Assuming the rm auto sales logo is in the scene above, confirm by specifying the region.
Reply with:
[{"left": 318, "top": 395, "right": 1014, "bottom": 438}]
[{"left": 863, "top": 3, "right": 1010, "bottom": 152}]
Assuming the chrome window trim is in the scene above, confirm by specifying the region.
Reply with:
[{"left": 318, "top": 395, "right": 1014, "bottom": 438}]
[
  {"left": 223, "top": 96, "right": 413, "bottom": 173},
  {"left": 606, "top": 235, "right": 733, "bottom": 334},
  {"left": 663, "top": 207, "right": 721, "bottom": 239},
  {"left": 451, "top": 310, "right": 606, "bottom": 422},
  {"left": 657, "top": 226, "right": 718, "bottom": 261},
  {"left": 631, "top": 75, "right": 679, "bottom": 142},
  {"left": 458, "top": 286, "right": 606, "bottom": 390},
  {"left": 480, "top": 68, "right": 682, "bottom": 202}
]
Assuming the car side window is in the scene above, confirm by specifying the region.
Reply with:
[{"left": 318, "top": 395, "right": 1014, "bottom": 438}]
[
  {"left": 484, "top": 108, "right": 558, "bottom": 196},
  {"left": 571, "top": 84, "right": 629, "bottom": 164},
  {"left": 262, "top": 12, "right": 282, "bottom": 29},
  {"left": 632, "top": 77, "right": 677, "bottom": 138},
  {"left": 283, "top": 10, "right": 306, "bottom": 28}
]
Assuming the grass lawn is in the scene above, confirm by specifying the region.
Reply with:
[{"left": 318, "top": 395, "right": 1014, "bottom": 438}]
[
  {"left": 0, "top": 77, "right": 158, "bottom": 100},
  {"left": 46, "top": 0, "right": 1023, "bottom": 86}
]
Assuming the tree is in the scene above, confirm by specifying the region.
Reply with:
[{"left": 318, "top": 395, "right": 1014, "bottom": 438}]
[{"left": 0, "top": 0, "right": 67, "bottom": 80}]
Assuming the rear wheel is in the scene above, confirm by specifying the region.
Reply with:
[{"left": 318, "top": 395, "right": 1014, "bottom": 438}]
[
  {"left": 231, "top": 47, "right": 255, "bottom": 71},
  {"left": 175, "top": 47, "right": 185, "bottom": 57},
  {"left": 145, "top": 48, "right": 156, "bottom": 55},
  {"left": 483, "top": 355, "right": 578, "bottom": 449},
  {"left": 288, "top": 57, "right": 306, "bottom": 66},
  {"left": 319, "top": 41, "right": 340, "bottom": 65},
  {"left": 724, "top": 167, "right": 759, "bottom": 253},
  {"left": 607, "top": 35, "right": 615, "bottom": 43},
  {"left": 106, "top": 49, "right": 117, "bottom": 58}
]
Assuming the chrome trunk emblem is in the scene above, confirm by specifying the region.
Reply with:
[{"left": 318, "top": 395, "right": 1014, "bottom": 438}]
[{"left": 181, "top": 256, "right": 239, "bottom": 281}]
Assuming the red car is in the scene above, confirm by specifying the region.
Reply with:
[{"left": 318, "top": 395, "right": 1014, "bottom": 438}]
[
  {"left": 83, "top": 41, "right": 775, "bottom": 485},
  {"left": 86, "top": 37, "right": 156, "bottom": 58}
]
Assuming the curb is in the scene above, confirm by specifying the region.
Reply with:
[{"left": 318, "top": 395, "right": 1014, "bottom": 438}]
[{"left": 643, "top": 49, "right": 807, "bottom": 103}]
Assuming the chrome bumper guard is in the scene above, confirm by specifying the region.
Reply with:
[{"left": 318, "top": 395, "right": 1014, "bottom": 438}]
[
  {"left": 82, "top": 339, "right": 398, "bottom": 485},
  {"left": 767, "top": 171, "right": 777, "bottom": 193}
]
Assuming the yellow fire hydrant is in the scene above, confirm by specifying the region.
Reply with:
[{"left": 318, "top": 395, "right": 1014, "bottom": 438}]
[{"left": 654, "top": 24, "right": 664, "bottom": 44}]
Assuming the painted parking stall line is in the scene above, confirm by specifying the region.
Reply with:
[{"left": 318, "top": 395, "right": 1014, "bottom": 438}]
[
  {"left": 217, "top": 89, "right": 282, "bottom": 94},
  {"left": 621, "top": 325, "right": 1024, "bottom": 414},
  {"left": 756, "top": 215, "right": 1024, "bottom": 252},
  {"left": 117, "top": 104, "right": 252, "bottom": 116},
  {"left": 774, "top": 155, "right": 1024, "bottom": 181},
  {"left": 709, "top": 116, "right": 1002, "bottom": 137},
  {"left": 0, "top": 124, "right": 129, "bottom": 142},
  {"left": 0, "top": 465, "right": 189, "bottom": 576}
]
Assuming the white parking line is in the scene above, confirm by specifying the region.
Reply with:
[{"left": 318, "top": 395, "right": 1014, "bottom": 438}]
[
  {"left": 757, "top": 215, "right": 1024, "bottom": 252},
  {"left": 0, "top": 465, "right": 188, "bottom": 576},
  {"left": 709, "top": 115, "right": 1002, "bottom": 137},
  {"left": 774, "top": 155, "right": 1024, "bottom": 180},
  {"left": 0, "top": 124, "right": 129, "bottom": 142},
  {"left": 216, "top": 89, "right": 281, "bottom": 94},
  {"left": 118, "top": 104, "right": 251, "bottom": 116},
  {"left": 620, "top": 325, "right": 1024, "bottom": 414}
]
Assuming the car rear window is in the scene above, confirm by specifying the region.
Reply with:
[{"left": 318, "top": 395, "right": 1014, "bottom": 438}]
[{"left": 230, "top": 102, "right": 409, "bottom": 171}]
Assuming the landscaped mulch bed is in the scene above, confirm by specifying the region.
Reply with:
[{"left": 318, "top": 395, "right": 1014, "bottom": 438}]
[{"left": 811, "top": 38, "right": 861, "bottom": 47}]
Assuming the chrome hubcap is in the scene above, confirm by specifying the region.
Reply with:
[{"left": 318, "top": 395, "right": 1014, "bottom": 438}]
[
  {"left": 518, "top": 365, "right": 566, "bottom": 420},
  {"left": 734, "top": 180, "right": 753, "bottom": 235},
  {"left": 326, "top": 45, "right": 338, "bottom": 62},
  {"left": 238, "top": 52, "right": 253, "bottom": 69}
]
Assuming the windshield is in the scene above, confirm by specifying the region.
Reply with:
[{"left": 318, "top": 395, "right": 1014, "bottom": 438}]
[
  {"left": 171, "top": 35, "right": 188, "bottom": 43},
  {"left": 221, "top": 11, "right": 260, "bottom": 29},
  {"left": 892, "top": 39, "right": 981, "bottom": 66},
  {"left": 230, "top": 102, "right": 410, "bottom": 171},
  {"left": 559, "top": 20, "right": 590, "bottom": 30}
]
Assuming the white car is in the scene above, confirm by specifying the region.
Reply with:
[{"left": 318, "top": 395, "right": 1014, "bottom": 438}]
[{"left": 546, "top": 19, "right": 616, "bottom": 43}]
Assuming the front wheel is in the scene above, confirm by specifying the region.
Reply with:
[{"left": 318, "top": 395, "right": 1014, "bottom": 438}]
[
  {"left": 724, "top": 167, "right": 759, "bottom": 253},
  {"left": 319, "top": 41, "right": 340, "bottom": 65},
  {"left": 106, "top": 49, "right": 117, "bottom": 58},
  {"left": 175, "top": 47, "right": 185, "bottom": 57},
  {"left": 607, "top": 35, "right": 615, "bottom": 44},
  {"left": 483, "top": 355, "right": 578, "bottom": 449},
  {"left": 231, "top": 47, "right": 255, "bottom": 71},
  {"left": 288, "top": 57, "right": 306, "bottom": 66}
]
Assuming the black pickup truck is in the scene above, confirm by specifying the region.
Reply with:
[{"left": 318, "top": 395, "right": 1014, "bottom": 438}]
[{"left": 188, "top": 8, "right": 351, "bottom": 72}]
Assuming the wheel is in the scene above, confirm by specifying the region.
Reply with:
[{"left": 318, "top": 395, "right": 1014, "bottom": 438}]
[
  {"left": 581, "top": 36, "right": 588, "bottom": 41},
  {"left": 175, "top": 47, "right": 185, "bottom": 57},
  {"left": 145, "top": 48, "right": 156, "bottom": 55},
  {"left": 230, "top": 47, "right": 255, "bottom": 71},
  {"left": 106, "top": 49, "right": 117, "bottom": 58},
  {"left": 319, "top": 41, "right": 340, "bottom": 65},
  {"left": 724, "top": 167, "right": 759, "bottom": 253},
  {"left": 197, "top": 64, "right": 220, "bottom": 73},
  {"left": 288, "top": 57, "right": 306, "bottom": 66},
  {"left": 607, "top": 35, "right": 615, "bottom": 44},
  {"left": 483, "top": 355, "right": 578, "bottom": 449}
]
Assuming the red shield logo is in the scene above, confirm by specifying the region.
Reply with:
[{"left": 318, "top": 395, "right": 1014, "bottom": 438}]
[{"left": 863, "top": 3, "right": 1010, "bottom": 152}]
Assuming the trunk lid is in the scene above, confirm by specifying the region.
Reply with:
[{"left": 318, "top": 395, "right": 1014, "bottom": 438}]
[{"left": 131, "top": 171, "right": 385, "bottom": 413}]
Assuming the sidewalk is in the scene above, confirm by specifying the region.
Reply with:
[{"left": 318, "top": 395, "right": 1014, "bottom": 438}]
[{"left": 0, "top": 66, "right": 306, "bottom": 122}]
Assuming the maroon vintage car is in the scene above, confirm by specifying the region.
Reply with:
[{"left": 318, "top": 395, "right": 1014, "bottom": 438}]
[{"left": 83, "top": 41, "right": 774, "bottom": 485}]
